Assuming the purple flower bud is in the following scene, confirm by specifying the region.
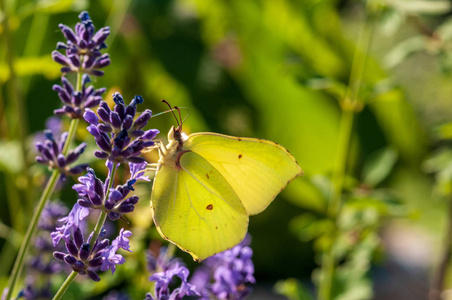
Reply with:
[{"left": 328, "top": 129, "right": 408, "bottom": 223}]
[
  {"left": 59, "top": 24, "right": 78, "bottom": 44},
  {"left": 98, "top": 123, "right": 112, "bottom": 133},
  {"left": 77, "top": 198, "right": 93, "bottom": 208},
  {"left": 57, "top": 154, "right": 66, "bottom": 167},
  {"left": 108, "top": 212, "right": 121, "bottom": 221},
  {"left": 84, "top": 109, "right": 99, "bottom": 125},
  {"left": 52, "top": 51, "right": 71, "bottom": 66},
  {"left": 69, "top": 164, "right": 88, "bottom": 175},
  {"left": 130, "top": 130, "right": 144, "bottom": 137},
  {"left": 110, "top": 112, "right": 122, "bottom": 129},
  {"left": 90, "top": 70, "right": 105, "bottom": 77},
  {"left": 69, "top": 55, "right": 81, "bottom": 68},
  {"left": 74, "top": 228, "right": 84, "bottom": 249},
  {"left": 118, "top": 204, "right": 134, "bottom": 213},
  {"left": 98, "top": 107, "right": 111, "bottom": 124},
  {"left": 66, "top": 240, "right": 79, "bottom": 257},
  {"left": 142, "top": 129, "right": 160, "bottom": 141},
  {"left": 53, "top": 252, "right": 66, "bottom": 261},
  {"left": 87, "top": 270, "right": 101, "bottom": 282},
  {"left": 89, "top": 257, "right": 103, "bottom": 268},
  {"left": 133, "top": 110, "right": 152, "bottom": 130},
  {"left": 122, "top": 115, "right": 133, "bottom": 131},
  {"left": 64, "top": 255, "right": 77, "bottom": 265},
  {"left": 79, "top": 243, "right": 90, "bottom": 261},
  {"left": 94, "top": 150, "right": 109, "bottom": 159},
  {"left": 128, "top": 157, "right": 146, "bottom": 164}
]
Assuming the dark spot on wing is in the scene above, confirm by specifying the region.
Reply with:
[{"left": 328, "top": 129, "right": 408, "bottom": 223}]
[
  {"left": 206, "top": 173, "right": 209, "bottom": 179},
  {"left": 206, "top": 204, "right": 213, "bottom": 210},
  {"left": 215, "top": 226, "right": 218, "bottom": 229},
  {"left": 238, "top": 154, "right": 242, "bottom": 159},
  {"left": 238, "top": 137, "right": 242, "bottom": 141}
]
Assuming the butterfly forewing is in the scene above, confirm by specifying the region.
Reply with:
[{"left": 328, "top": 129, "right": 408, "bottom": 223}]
[
  {"left": 184, "top": 133, "right": 303, "bottom": 215},
  {"left": 151, "top": 151, "right": 248, "bottom": 261}
]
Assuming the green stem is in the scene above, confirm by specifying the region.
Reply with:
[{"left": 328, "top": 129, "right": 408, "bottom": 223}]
[
  {"left": 5, "top": 71, "right": 82, "bottom": 299},
  {"left": 89, "top": 163, "right": 118, "bottom": 250},
  {"left": 318, "top": 110, "right": 354, "bottom": 300},
  {"left": 52, "top": 271, "right": 78, "bottom": 300},
  {"left": 52, "top": 163, "right": 117, "bottom": 299},
  {"left": 5, "top": 170, "right": 61, "bottom": 300},
  {"left": 317, "top": 5, "right": 375, "bottom": 300}
]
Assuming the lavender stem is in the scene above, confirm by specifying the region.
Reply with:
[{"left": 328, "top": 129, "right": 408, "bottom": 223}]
[
  {"left": 52, "top": 271, "right": 78, "bottom": 300},
  {"left": 5, "top": 73, "right": 83, "bottom": 300}
]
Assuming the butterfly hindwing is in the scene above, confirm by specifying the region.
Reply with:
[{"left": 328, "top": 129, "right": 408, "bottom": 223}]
[{"left": 151, "top": 150, "right": 248, "bottom": 261}]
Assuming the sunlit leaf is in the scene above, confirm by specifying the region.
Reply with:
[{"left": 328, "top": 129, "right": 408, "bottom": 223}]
[
  {"left": 0, "top": 140, "right": 24, "bottom": 173},
  {"left": 390, "top": 0, "right": 452, "bottom": 15},
  {"left": 362, "top": 147, "right": 398, "bottom": 187},
  {"left": 0, "top": 56, "right": 60, "bottom": 83},
  {"left": 274, "top": 278, "right": 314, "bottom": 300},
  {"left": 384, "top": 36, "right": 427, "bottom": 68}
]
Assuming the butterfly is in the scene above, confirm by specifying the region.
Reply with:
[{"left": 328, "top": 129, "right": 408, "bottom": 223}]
[{"left": 149, "top": 105, "right": 303, "bottom": 261}]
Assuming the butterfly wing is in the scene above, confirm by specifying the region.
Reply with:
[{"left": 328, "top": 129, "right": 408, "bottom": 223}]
[
  {"left": 184, "top": 133, "right": 303, "bottom": 215},
  {"left": 151, "top": 150, "right": 248, "bottom": 261}
]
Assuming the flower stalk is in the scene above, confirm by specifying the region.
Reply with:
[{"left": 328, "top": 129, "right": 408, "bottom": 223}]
[
  {"left": 5, "top": 70, "right": 83, "bottom": 300},
  {"left": 317, "top": 4, "right": 375, "bottom": 299}
]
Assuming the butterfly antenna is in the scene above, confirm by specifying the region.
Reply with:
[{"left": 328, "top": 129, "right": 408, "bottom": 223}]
[
  {"left": 174, "top": 106, "right": 183, "bottom": 129},
  {"left": 161, "top": 99, "right": 180, "bottom": 128}
]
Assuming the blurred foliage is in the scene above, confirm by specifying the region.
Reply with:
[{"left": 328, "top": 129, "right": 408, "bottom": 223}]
[{"left": 2, "top": 0, "right": 452, "bottom": 299}]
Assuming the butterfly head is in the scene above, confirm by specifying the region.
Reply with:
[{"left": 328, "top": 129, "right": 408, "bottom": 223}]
[{"left": 167, "top": 125, "right": 188, "bottom": 147}]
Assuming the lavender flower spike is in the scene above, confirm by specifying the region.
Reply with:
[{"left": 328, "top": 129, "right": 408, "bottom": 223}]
[
  {"left": 147, "top": 262, "right": 200, "bottom": 300},
  {"left": 190, "top": 236, "right": 255, "bottom": 300},
  {"left": 84, "top": 93, "right": 159, "bottom": 164},
  {"left": 53, "top": 74, "right": 106, "bottom": 119},
  {"left": 35, "top": 130, "right": 88, "bottom": 178},
  {"left": 52, "top": 11, "right": 111, "bottom": 76},
  {"left": 74, "top": 162, "right": 149, "bottom": 221},
  {"left": 53, "top": 224, "right": 132, "bottom": 282}
]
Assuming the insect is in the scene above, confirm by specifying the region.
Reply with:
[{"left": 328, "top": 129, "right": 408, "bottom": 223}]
[{"left": 148, "top": 102, "right": 303, "bottom": 261}]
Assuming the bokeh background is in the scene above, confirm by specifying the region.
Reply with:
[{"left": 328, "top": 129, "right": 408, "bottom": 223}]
[{"left": 2, "top": 0, "right": 452, "bottom": 299}]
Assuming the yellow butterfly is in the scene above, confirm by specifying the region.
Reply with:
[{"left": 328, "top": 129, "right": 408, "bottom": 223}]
[{"left": 149, "top": 107, "right": 302, "bottom": 261}]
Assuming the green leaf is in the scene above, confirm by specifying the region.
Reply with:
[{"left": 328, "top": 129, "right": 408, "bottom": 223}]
[
  {"left": 0, "top": 139, "right": 24, "bottom": 173},
  {"left": 391, "top": 0, "right": 452, "bottom": 15},
  {"left": 274, "top": 278, "right": 314, "bottom": 300},
  {"left": 0, "top": 56, "right": 61, "bottom": 83},
  {"left": 384, "top": 36, "right": 427, "bottom": 68},
  {"left": 362, "top": 147, "right": 398, "bottom": 187}
]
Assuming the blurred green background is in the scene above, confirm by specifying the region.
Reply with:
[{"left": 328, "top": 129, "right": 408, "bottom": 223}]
[{"left": 2, "top": 0, "right": 452, "bottom": 299}]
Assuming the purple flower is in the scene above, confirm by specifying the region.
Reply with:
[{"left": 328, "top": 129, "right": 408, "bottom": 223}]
[
  {"left": 35, "top": 130, "right": 88, "bottom": 177},
  {"left": 51, "top": 203, "right": 89, "bottom": 246},
  {"left": 74, "top": 164, "right": 144, "bottom": 221},
  {"left": 100, "top": 229, "right": 132, "bottom": 274},
  {"left": 147, "top": 262, "right": 200, "bottom": 300},
  {"left": 102, "top": 290, "right": 130, "bottom": 300},
  {"left": 147, "top": 246, "right": 182, "bottom": 274},
  {"left": 84, "top": 92, "right": 159, "bottom": 164},
  {"left": 38, "top": 201, "right": 68, "bottom": 232},
  {"left": 53, "top": 225, "right": 132, "bottom": 282},
  {"left": 52, "top": 11, "right": 111, "bottom": 76},
  {"left": 190, "top": 237, "right": 255, "bottom": 300},
  {"left": 53, "top": 74, "right": 106, "bottom": 119}
]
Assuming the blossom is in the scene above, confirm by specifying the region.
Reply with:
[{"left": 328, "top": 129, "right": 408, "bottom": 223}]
[
  {"left": 35, "top": 130, "right": 88, "bottom": 177},
  {"left": 53, "top": 74, "right": 106, "bottom": 119},
  {"left": 146, "top": 262, "right": 200, "bottom": 300},
  {"left": 84, "top": 92, "right": 159, "bottom": 164},
  {"left": 51, "top": 203, "right": 89, "bottom": 246},
  {"left": 74, "top": 164, "right": 144, "bottom": 221},
  {"left": 52, "top": 11, "right": 111, "bottom": 76},
  {"left": 146, "top": 246, "right": 182, "bottom": 274},
  {"left": 53, "top": 226, "right": 132, "bottom": 282},
  {"left": 190, "top": 237, "right": 255, "bottom": 300}
]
